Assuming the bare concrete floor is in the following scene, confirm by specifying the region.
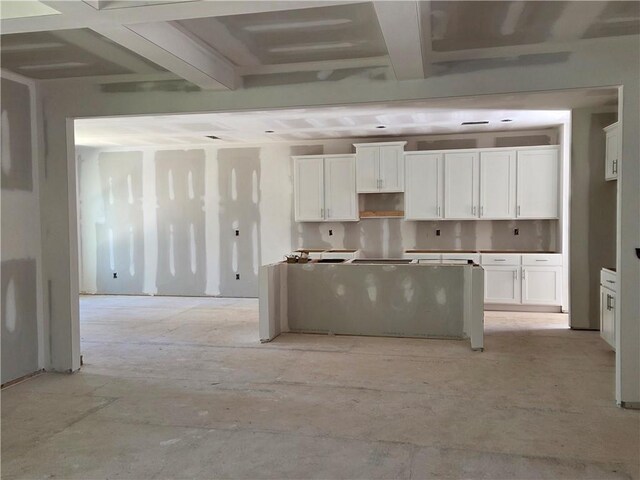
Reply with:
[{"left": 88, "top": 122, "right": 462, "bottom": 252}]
[{"left": 2, "top": 296, "right": 639, "bottom": 479}]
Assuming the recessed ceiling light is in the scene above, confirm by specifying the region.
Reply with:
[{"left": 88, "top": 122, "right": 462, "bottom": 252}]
[
  {"left": 265, "top": 130, "right": 275, "bottom": 133},
  {"left": 501, "top": 119, "right": 513, "bottom": 122},
  {"left": 244, "top": 18, "right": 351, "bottom": 32},
  {"left": 376, "top": 125, "right": 386, "bottom": 129},
  {"left": 461, "top": 121, "right": 489, "bottom": 125}
]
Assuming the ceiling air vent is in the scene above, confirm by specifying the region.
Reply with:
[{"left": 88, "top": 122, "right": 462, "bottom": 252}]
[{"left": 461, "top": 121, "right": 489, "bottom": 125}]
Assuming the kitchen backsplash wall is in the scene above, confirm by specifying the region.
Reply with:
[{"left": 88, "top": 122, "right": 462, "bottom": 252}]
[{"left": 77, "top": 128, "right": 559, "bottom": 297}]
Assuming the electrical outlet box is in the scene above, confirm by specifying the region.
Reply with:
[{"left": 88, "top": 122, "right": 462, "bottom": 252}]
[
  {"left": 113, "top": 272, "right": 118, "bottom": 279},
  {"left": 436, "top": 229, "right": 441, "bottom": 236},
  {"left": 514, "top": 228, "right": 519, "bottom": 236},
  {"left": 235, "top": 274, "right": 240, "bottom": 280}
]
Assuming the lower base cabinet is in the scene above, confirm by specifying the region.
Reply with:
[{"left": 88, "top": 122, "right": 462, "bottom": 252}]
[
  {"left": 484, "top": 266, "right": 521, "bottom": 304},
  {"left": 600, "top": 286, "right": 616, "bottom": 350},
  {"left": 522, "top": 266, "right": 562, "bottom": 305}
]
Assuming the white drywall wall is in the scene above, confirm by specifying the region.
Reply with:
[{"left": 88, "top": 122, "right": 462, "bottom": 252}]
[{"left": 1, "top": 72, "right": 44, "bottom": 384}]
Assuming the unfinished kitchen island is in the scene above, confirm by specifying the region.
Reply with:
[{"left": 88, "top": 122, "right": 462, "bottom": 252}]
[{"left": 259, "top": 259, "right": 484, "bottom": 350}]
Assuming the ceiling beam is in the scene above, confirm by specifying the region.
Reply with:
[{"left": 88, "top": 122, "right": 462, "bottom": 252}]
[
  {"left": 373, "top": 0, "right": 425, "bottom": 80},
  {"left": 92, "top": 23, "right": 238, "bottom": 90},
  {"left": 550, "top": 1, "right": 609, "bottom": 41}
]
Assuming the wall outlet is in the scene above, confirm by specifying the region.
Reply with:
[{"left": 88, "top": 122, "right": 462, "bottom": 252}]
[
  {"left": 436, "top": 229, "right": 441, "bottom": 236},
  {"left": 235, "top": 273, "right": 240, "bottom": 280},
  {"left": 514, "top": 228, "right": 519, "bottom": 236},
  {"left": 113, "top": 272, "right": 118, "bottom": 279},
  {"left": 235, "top": 230, "right": 239, "bottom": 236},
  {"left": 329, "top": 229, "right": 333, "bottom": 236}
]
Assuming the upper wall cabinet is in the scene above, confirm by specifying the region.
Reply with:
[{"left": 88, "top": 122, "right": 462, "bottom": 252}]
[
  {"left": 354, "top": 142, "right": 406, "bottom": 193},
  {"left": 480, "top": 150, "right": 517, "bottom": 219},
  {"left": 444, "top": 151, "right": 479, "bottom": 219},
  {"left": 604, "top": 122, "right": 619, "bottom": 181},
  {"left": 516, "top": 147, "right": 559, "bottom": 219},
  {"left": 405, "top": 152, "right": 444, "bottom": 220},
  {"left": 293, "top": 155, "right": 358, "bottom": 222}
]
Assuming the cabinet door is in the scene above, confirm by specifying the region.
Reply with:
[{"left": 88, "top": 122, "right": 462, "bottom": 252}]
[
  {"left": 405, "top": 153, "right": 443, "bottom": 219},
  {"left": 324, "top": 156, "right": 358, "bottom": 221},
  {"left": 600, "top": 286, "right": 616, "bottom": 350},
  {"left": 379, "top": 145, "right": 404, "bottom": 192},
  {"left": 480, "top": 150, "right": 516, "bottom": 219},
  {"left": 484, "top": 266, "right": 521, "bottom": 304},
  {"left": 356, "top": 146, "right": 379, "bottom": 192},
  {"left": 294, "top": 157, "right": 324, "bottom": 222},
  {"left": 521, "top": 266, "right": 562, "bottom": 305},
  {"left": 516, "top": 148, "right": 558, "bottom": 218},
  {"left": 444, "top": 152, "right": 479, "bottom": 219},
  {"left": 605, "top": 128, "right": 619, "bottom": 181}
]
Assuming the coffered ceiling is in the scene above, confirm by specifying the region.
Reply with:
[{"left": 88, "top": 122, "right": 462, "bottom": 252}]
[{"left": 1, "top": 1, "right": 638, "bottom": 89}]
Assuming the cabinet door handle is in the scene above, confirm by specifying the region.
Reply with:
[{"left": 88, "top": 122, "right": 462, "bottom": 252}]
[
  {"left": 513, "top": 270, "right": 517, "bottom": 280},
  {"left": 606, "top": 294, "right": 611, "bottom": 310},
  {"left": 379, "top": 178, "right": 384, "bottom": 188},
  {"left": 321, "top": 208, "right": 324, "bottom": 218},
  {"left": 480, "top": 206, "right": 483, "bottom": 216},
  {"left": 495, "top": 259, "right": 506, "bottom": 262},
  {"left": 535, "top": 259, "right": 548, "bottom": 262},
  {"left": 523, "top": 269, "right": 527, "bottom": 280},
  {"left": 472, "top": 206, "right": 476, "bottom": 216},
  {"left": 613, "top": 160, "right": 618, "bottom": 174},
  {"left": 517, "top": 205, "right": 521, "bottom": 216},
  {"left": 437, "top": 206, "right": 441, "bottom": 217},
  {"left": 327, "top": 208, "right": 331, "bottom": 218}
]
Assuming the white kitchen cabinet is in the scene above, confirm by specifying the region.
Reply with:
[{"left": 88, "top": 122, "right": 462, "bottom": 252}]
[
  {"left": 444, "top": 151, "right": 479, "bottom": 219},
  {"left": 600, "top": 268, "right": 616, "bottom": 350},
  {"left": 521, "top": 266, "right": 562, "bottom": 305},
  {"left": 480, "top": 150, "right": 516, "bottom": 219},
  {"left": 516, "top": 148, "right": 559, "bottom": 219},
  {"left": 484, "top": 266, "right": 521, "bottom": 304},
  {"left": 293, "top": 155, "right": 357, "bottom": 222},
  {"left": 404, "top": 152, "right": 444, "bottom": 220},
  {"left": 604, "top": 122, "right": 619, "bottom": 181},
  {"left": 294, "top": 156, "right": 324, "bottom": 222},
  {"left": 354, "top": 142, "right": 406, "bottom": 193},
  {"left": 324, "top": 155, "right": 358, "bottom": 221}
]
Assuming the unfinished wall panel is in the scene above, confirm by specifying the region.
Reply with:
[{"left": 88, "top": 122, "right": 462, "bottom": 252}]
[
  {"left": 217, "top": 148, "right": 261, "bottom": 297},
  {"left": 155, "top": 150, "right": 207, "bottom": 296},
  {"left": 0, "top": 75, "right": 43, "bottom": 384},
  {"left": 95, "top": 152, "right": 145, "bottom": 294},
  {"left": 1, "top": 260, "right": 38, "bottom": 383},
  {"left": 1, "top": 78, "right": 32, "bottom": 191}
]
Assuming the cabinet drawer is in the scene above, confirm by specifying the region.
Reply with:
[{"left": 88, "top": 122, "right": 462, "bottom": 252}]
[
  {"left": 600, "top": 269, "right": 616, "bottom": 290},
  {"left": 522, "top": 254, "right": 562, "bottom": 266},
  {"left": 480, "top": 254, "right": 521, "bottom": 266}
]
